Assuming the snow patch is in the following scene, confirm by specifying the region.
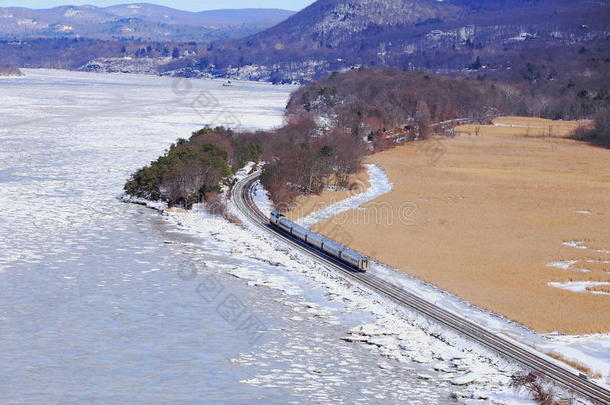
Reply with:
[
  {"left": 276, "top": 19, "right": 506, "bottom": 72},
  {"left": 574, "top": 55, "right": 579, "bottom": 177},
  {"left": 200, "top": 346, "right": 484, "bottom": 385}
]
[
  {"left": 296, "top": 164, "right": 393, "bottom": 227},
  {"left": 549, "top": 281, "right": 610, "bottom": 295},
  {"left": 251, "top": 180, "right": 274, "bottom": 218},
  {"left": 563, "top": 241, "right": 587, "bottom": 249},
  {"left": 546, "top": 260, "right": 578, "bottom": 270}
]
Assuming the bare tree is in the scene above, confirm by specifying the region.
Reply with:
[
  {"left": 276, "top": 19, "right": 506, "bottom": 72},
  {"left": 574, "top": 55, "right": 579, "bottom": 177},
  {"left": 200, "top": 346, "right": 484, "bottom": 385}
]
[{"left": 510, "top": 372, "right": 573, "bottom": 405}]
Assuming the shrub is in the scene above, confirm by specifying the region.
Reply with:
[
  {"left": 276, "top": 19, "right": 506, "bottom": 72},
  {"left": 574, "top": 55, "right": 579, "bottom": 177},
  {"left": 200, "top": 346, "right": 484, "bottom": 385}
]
[
  {"left": 510, "top": 372, "right": 573, "bottom": 405},
  {"left": 572, "top": 109, "right": 610, "bottom": 148}
]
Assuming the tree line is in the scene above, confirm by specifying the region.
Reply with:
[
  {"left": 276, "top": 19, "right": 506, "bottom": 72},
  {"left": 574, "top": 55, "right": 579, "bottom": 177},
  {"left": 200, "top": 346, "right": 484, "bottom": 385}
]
[
  {"left": 0, "top": 38, "right": 204, "bottom": 70},
  {"left": 125, "top": 67, "right": 608, "bottom": 212}
]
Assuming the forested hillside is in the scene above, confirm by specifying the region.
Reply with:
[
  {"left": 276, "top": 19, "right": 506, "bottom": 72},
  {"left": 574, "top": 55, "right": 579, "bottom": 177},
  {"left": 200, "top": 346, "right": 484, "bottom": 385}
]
[
  {"left": 290, "top": 67, "right": 609, "bottom": 124},
  {"left": 3, "top": 0, "right": 608, "bottom": 88},
  {"left": 125, "top": 67, "right": 603, "bottom": 210},
  {"left": 0, "top": 38, "right": 205, "bottom": 70},
  {"left": 121, "top": 0, "right": 610, "bottom": 210},
  {"left": 171, "top": 0, "right": 610, "bottom": 83}
]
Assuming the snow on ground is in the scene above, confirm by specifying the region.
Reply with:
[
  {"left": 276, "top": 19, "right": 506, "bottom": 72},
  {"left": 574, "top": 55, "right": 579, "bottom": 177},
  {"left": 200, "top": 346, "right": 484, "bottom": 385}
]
[
  {"left": 540, "top": 333, "right": 610, "bottom": 380},
  {"left": 547, "top": 260, "right": 580, "bottom": 270},
  {"left": 296, "top": 164, "right": 393, "bottom": 228},
  {"left": 549, "top": 281, "right": 610, "bottom": 295},
  {"left": 546, "top": 259, "right": 591, "bottom": 273},
  {"left": 133, "top": 186, "right": 534, "bottom": 402},
  {"left": 369, "top": 259, "right": 610, "bottom": 384},
  {"left": 252, "top": 180, "right": 274, "bottom": 218},
  {"left": 247, "top": 162, "right": 610, "bottom": 389},
  {"left": 124, "top": 161, "right": 606, "bottom": 400},
  {"left": 588, "top": 259, "right": 610, "bottom": 264},
  {"left": 563, "top": 241, "right": 588, "bottom": 249}
]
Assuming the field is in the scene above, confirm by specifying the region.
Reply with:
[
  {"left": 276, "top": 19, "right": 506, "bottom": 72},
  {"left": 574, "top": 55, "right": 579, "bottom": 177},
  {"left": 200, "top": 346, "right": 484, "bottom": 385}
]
[
  {"left": 291, "top": 117, "right": 610, "bottom": 334},
  {"left": 285, "top": 170, "right": 370, "bottom": 221}
]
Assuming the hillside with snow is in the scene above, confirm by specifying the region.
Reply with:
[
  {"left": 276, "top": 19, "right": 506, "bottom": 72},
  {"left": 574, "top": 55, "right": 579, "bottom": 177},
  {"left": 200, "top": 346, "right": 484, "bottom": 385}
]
[
  {"left": 0, "top": 4, "right": 294, "bottom": 42},
  {"left": 168, "top": 0, "right": 608, "bottom": 83}
]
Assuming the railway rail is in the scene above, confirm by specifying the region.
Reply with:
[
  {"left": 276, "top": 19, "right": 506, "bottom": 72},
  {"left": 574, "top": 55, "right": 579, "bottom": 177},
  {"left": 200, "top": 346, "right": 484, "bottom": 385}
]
[{"left": 232, "top": 172, "right": 610, "bottom": 405}]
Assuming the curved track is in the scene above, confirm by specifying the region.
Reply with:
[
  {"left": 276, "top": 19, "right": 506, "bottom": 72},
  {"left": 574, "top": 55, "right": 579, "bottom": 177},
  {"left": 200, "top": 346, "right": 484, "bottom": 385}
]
[{"left": 233, "top": 172, "right": 610, "bottom": 404}]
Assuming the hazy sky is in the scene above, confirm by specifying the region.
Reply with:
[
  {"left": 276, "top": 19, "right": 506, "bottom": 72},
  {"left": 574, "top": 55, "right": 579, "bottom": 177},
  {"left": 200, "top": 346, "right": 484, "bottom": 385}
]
[{"left": 0, "top": 0, "right": 316, "bottom": 11}]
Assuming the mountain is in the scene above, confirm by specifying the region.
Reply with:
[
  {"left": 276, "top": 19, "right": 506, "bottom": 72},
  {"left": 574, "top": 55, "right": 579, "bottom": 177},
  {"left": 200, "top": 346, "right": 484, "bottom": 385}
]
[
  {"left": 175, "top": 0, "right": 609, "bottom": 82},
  {"left": 248, "top": 0, "right": 459, "bottom": 46},
  {"left": 0, "top": 3, "right": 295, "bottom": 42},
  {"left": 104, "top": 4, "right": 294, "bottom": 27},
  {"left": 2, "top": 0, "right": 608, "bottom": 89}
]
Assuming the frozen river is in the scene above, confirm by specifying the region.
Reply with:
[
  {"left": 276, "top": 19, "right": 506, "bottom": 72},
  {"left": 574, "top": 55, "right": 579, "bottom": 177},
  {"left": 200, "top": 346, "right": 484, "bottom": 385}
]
[{"left": 0, "top": 70, "right": 455, "bottom": 403}]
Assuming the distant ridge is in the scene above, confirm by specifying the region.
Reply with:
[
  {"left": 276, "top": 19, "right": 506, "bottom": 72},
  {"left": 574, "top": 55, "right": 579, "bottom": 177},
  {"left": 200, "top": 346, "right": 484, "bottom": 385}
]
[
  {"left": 0, "top": 0, "right": 608, "bottom": 89},
  {"left": 0, "top": 3, "right": 295, "bottom": 41}
]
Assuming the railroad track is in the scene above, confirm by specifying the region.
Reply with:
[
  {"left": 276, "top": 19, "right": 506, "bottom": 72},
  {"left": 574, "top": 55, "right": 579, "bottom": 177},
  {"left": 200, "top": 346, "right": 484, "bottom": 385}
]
[{"left": 232, "top": 172, "right": 610, "bottom": 405}]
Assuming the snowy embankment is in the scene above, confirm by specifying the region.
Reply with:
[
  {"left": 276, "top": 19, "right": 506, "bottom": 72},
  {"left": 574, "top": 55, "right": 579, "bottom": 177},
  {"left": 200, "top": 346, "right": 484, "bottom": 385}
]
[
  {"left": 124, "top": 161, "right": 605, "bottom": 401},
  {"left": 296, "top": 164, "right": 392, "bottom": 228},
  {"left": 233, "top": 166, "right": 538, "bottom": 403},
  {"left": 122, "top": 164, "right": 530, "bottom": 403},
  {"left": 249, "top": 163, "right": 610, "bottom": 389}
]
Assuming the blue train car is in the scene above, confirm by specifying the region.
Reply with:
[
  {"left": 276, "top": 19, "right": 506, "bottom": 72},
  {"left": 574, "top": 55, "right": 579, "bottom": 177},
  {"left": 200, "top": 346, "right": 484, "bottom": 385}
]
[{"left": 270, "top": 212, "right": 369, "bottom": 272}]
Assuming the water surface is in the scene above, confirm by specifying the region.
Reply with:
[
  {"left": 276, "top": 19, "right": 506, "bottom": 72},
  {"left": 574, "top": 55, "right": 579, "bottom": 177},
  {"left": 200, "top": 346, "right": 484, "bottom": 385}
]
[{"left": 0, "top": 70, "right": 451, "bottom": 403}]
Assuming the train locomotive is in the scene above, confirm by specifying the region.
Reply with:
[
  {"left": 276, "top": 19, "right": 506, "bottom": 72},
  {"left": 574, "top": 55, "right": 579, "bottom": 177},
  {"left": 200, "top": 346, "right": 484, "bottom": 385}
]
[{"left": 270, "top": 212, "right": 369, "bottom": 272}]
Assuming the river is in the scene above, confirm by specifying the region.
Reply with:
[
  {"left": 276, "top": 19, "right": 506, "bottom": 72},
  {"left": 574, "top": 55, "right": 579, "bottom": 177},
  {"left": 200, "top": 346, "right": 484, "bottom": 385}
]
[{"left": 0, "top": 69, "right": 452, "bottom": 403}]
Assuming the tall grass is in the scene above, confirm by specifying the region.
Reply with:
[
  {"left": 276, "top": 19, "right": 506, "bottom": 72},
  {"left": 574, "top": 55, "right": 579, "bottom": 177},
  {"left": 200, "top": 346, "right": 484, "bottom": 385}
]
[{"left": 547, "top": 352, "right": 602, "bottom": 379}]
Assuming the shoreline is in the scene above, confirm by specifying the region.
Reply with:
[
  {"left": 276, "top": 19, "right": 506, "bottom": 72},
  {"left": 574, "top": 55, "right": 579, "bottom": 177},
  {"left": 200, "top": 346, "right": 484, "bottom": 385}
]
[
  {"left": 16, "top": 67, "right": 294, "bottom": 86},
  {"left": 118, "top": 170, "right": 537, "bottom": 402},
  {"left": 121, "top": 131, "right": 610, "bottom": 384}
]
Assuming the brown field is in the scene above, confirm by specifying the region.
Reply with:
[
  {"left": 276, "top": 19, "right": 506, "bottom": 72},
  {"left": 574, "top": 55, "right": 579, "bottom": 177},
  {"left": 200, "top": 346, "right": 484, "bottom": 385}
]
[
  {"left": 475, "top": 116, "right": 589, "bottom": 137},
  {"left": 290, "top": 117, "right": 610, "bottom": 334}
]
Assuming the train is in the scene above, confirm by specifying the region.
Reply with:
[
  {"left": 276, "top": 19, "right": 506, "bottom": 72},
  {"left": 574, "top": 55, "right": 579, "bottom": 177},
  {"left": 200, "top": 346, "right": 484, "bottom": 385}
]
[{"left": 270, "top": 212, "right": 369, "bottom": 272}]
